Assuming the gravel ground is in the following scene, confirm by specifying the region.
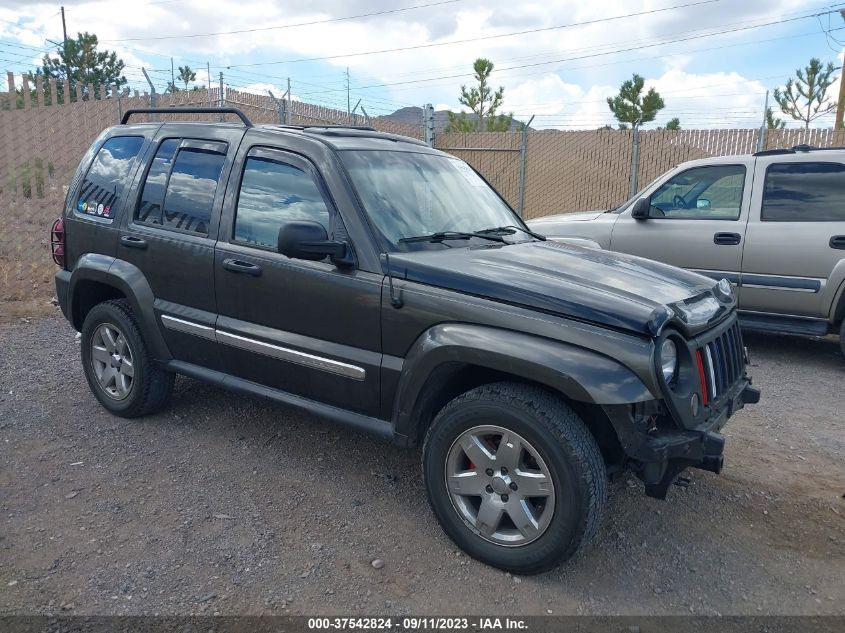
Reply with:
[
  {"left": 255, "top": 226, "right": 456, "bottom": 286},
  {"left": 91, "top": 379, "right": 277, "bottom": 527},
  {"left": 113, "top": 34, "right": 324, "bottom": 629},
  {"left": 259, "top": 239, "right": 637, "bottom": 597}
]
[{"left": 1, "top": 313, "right": 843, "bottom": 616}]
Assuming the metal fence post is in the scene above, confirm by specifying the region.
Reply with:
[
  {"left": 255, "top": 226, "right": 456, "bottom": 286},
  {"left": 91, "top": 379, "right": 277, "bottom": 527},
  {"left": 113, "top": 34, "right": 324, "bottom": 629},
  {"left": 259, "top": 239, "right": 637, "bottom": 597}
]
[
  {"left": 141, "top": 68, "right": 157, "bottom": 121},
  {"left": 756, "top": 90, "right": 769, "bottom": 152},
  {"left": 219, "top": 72, "right": 224, "bottom": 121},
  {"left": 268, "top": 90, "right": 284, "bottom": 124},
  {"left": 423, "top": 104, "right": 435, "bottom": 147},
  {"left": 629, "top": 127, "right": 640, "bottom": 198},
  {"left": 517, "top": 115, "right": 534, "bottom": 217}
]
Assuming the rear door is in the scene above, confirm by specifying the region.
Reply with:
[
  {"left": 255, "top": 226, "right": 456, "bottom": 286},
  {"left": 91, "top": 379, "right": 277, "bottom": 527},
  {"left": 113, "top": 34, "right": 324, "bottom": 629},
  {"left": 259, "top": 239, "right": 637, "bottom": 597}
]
[
  {"left": 118, "top": 125, "right": 244, "bottom": 368},
  {"left": 213, "top": 141, "right": 383, "bottom": 416},
  {"left": 742, "top": 155, "right": 845, "bottom": 318},
  {"left": 610, "top": 163, "right": 751, "bottom": 288}
]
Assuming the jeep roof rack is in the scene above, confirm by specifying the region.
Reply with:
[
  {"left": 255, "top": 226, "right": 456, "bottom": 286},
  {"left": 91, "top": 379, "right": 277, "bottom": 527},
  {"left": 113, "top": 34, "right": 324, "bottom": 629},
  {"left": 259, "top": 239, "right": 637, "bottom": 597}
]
[{"left": 121, "top": 107, "right": 253, "bottom": 127}]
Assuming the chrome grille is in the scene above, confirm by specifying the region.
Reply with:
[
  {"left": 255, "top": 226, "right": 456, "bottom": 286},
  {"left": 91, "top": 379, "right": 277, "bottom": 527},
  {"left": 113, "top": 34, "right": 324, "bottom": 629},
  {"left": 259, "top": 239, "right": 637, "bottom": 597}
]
[{"left": 699, "top": 321, "right": 745, "bottom": 401}]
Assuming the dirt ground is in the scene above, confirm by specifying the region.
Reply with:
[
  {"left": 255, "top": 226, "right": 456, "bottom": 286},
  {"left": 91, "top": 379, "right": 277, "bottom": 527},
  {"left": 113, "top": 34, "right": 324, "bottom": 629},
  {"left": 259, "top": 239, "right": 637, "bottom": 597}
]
[{"left": 0, "top": 313, "right": 843, "bottom": 616}]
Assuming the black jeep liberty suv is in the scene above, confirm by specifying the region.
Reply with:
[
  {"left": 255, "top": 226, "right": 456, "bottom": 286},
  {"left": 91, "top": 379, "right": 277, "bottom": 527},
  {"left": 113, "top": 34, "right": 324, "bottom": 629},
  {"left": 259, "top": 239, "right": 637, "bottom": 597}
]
[{"left": 52, "top": 107, "right": 760, "bottom": 574}]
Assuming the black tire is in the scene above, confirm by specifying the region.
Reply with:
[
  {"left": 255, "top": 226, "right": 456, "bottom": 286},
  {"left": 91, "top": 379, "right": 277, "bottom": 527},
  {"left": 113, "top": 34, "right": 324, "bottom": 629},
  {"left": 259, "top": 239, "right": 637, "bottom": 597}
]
[
  {"left": 422, "top": 382, "right": 607, "bottom": 575},
  {"left": 80, "top": 299, "right": 174, "bottom": 418},
  {"left": 840, "top": 320, "right": 845, "bottom": 359}
]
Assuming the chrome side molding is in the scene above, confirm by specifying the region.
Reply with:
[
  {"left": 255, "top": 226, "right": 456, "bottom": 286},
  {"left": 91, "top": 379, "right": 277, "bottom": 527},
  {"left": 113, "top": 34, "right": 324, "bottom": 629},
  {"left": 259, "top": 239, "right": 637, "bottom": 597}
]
[{"left": 160, "top": 314, "right": 366, "bottom": 381}]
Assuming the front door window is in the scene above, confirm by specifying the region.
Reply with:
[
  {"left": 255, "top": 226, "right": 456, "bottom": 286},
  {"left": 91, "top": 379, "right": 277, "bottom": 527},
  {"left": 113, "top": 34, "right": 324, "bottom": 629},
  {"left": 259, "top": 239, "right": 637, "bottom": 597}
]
[{"left": 649, "top": 165, "right": 746, "bottom": 220}]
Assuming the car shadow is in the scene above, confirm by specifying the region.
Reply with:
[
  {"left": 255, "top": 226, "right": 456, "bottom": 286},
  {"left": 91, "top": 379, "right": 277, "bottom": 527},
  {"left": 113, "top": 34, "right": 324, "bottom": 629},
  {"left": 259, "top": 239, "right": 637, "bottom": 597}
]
[{"left": 742, "top": 330, "right": 843, "bottom": 370}]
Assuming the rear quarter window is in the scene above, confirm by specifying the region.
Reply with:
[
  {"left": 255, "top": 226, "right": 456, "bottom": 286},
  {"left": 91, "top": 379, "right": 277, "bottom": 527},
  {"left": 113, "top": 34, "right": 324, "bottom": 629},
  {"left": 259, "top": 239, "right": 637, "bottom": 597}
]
[
  {"left": 762, "top": 162, "right": 845, "bottom": 221},
  {"left": 75, "top": 136, "right": 145, "bottom": 221}
]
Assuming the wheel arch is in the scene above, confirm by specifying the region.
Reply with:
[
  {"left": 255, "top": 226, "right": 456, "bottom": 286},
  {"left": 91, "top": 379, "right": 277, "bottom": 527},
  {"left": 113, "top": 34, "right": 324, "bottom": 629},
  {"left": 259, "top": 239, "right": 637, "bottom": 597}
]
[
  {"left": 392, "top": 323, "right": 652, "bottom": 463},
  {"left": 69, "top": 254, "right": 171, "bottom": 360}
]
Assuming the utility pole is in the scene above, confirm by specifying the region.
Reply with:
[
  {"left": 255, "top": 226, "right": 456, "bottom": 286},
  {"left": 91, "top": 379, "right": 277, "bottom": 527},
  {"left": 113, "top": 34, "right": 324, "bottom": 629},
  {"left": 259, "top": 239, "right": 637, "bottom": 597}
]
[
  {"left": 60, "top": 7, "right": 69, "bottom": 85},
  {"left": 170, "top": 58, "right": 175, "bottom": 94},
  {"left": 346, "top": 67, "right": 351, "bottom": 117},
  {"left": 60, "top": 6, "right": 68, "bottom": 44},
  {"left": 287, "top": 77, "right": 291, "bottom": 124},
  {"left": 757, "top": 90, "right": 769, "bottom": 152}
]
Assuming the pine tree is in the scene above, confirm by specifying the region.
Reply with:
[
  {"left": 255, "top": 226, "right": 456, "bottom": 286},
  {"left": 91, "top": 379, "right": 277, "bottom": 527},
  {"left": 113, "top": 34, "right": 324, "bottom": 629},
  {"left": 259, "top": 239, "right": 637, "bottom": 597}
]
[
  {"left": 765, "top": 107, "right": 786, "bottom": 130},
  {"left": 40, "top": 32, "right": 127, "bottom": 102},
  {"left": 773, "top": 58, "right": 837, "bottom": 129},
  {"left": 607, "top": 74, "right": 665, "bottom": 130},
  {"left": 445, "top": 58, "right": 513, "bottom": 132}
]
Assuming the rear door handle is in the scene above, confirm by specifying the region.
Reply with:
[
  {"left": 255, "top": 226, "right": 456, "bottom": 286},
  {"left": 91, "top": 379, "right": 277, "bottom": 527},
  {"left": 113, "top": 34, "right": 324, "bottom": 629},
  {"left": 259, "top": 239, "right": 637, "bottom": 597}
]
[
  {"left": 120, "top": 235, "right": 147, "bottom": 250},
  {"left": 830, "top": 235, "right": 845, "bottom": 250},
  {"left": 222, "top": 258, "right": 262, "bottom": 277},
  {"left": 714, "top": 232, "right": 742, "bottom": 246}
]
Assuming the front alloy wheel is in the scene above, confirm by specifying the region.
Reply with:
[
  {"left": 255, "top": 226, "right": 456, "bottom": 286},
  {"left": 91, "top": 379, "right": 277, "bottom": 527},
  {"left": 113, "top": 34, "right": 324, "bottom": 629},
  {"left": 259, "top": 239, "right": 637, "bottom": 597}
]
[
  {"left": 446, "top": 425, "right": 555, "bottom": 546},
  {"left": 90, "top": 323, "right": 135, "bottom": 400},
  {"left": 423, "top": 382, "right": 607, "bottom": 574}
]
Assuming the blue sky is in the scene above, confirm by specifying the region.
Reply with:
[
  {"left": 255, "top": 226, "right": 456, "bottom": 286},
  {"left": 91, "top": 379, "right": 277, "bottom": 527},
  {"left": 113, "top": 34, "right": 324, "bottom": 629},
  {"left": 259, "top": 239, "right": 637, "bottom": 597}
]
[{"left": 1, "top": 0, "right": 844, "bottom": 128}]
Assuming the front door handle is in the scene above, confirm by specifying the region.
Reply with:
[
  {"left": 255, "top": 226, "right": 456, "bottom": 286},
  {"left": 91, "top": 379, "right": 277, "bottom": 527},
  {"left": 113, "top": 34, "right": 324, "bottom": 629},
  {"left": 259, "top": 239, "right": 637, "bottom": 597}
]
[
  {"left": 120, "top": 235, "right": 147, "bottom": 250},
  {"left": 222, "top": 258, "right": 262, "bottom": 277},
  {"left": 830, "top": 235, "right": 845, "bottom": 250},
  {"left": 714, "top": 232, "right": 742, "bottom": 246}
]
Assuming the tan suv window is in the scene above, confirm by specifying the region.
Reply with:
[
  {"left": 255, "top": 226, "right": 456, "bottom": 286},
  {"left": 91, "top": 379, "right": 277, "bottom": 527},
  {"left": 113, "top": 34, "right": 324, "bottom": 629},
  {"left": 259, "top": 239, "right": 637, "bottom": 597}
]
[{"left": 649, "top": 165, "right": 745, "bottom": 220}]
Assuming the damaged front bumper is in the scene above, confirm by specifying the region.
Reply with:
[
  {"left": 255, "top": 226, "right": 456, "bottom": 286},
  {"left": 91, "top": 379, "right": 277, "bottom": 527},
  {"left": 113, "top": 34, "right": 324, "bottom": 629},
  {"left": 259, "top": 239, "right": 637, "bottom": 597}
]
[{"left": 603, "top": 380, "right": 761, "bottom": 499}]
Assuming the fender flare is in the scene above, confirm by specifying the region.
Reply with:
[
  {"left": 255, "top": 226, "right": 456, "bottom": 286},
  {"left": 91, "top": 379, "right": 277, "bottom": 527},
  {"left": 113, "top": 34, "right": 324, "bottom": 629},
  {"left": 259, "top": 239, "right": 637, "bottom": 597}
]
[
  {"left": 391, "top": 323, "right": 654, "bottom": 439},
  {"left": 68, "top": 254, "right": 172, "bottom": 360},
  {"left": 826, "top": 261, "right": 845, "bottom": 323}
]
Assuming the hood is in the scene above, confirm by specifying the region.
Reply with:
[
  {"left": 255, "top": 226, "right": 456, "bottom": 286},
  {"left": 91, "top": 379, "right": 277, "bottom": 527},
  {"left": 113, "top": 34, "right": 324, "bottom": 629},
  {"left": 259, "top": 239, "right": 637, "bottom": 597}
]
[
  {"left": 528, "top": 211, "right": 606, "bottom": 226},
  {"left": 388, "top": 241, "right": 732, "bottom": 336}
]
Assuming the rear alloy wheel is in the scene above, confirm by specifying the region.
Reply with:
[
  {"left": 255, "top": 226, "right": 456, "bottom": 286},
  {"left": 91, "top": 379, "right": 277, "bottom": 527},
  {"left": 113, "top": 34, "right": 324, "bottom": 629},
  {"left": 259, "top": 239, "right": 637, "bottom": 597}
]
[
  {"left": 81, "top": 299, "right": 174, "bottom": 418},
  {"left": 90, "top": 323, "right": 135, "bottom": 400},
  {"left": 423, "top": 382, "right": 607, "bottom": 575}
]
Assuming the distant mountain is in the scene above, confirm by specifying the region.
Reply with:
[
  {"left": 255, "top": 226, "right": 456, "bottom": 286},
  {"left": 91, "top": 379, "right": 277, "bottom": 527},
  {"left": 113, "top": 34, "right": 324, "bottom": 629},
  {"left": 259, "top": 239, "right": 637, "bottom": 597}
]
[{"left": 376, "top": 106, "right": 525, "bottom": 134}]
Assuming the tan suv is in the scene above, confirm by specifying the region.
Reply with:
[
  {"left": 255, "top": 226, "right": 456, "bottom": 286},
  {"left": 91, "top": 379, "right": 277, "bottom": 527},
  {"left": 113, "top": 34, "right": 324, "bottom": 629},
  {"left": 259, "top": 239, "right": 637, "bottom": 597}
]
[{"left": 529, "top": 146, "right": 845, "bottom": 356}]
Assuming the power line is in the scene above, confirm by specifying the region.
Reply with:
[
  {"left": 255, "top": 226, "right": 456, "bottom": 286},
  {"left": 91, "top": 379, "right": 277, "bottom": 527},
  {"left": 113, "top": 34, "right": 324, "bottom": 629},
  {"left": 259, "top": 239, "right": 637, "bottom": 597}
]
[
  {"left": 333, "top": 8, "right": 845, "bottom": 93},
  {"left": 219, "top": 0, "right": 723, "bottom": 69},
  {"left": 101, "top": 0, "right": 467, "bottom": 42}
]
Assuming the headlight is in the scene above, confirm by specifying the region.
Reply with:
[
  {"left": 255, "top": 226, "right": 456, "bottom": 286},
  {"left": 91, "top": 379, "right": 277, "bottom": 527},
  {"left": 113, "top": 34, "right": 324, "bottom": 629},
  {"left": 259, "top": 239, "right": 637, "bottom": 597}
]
[{"left": 660, "top": 338, "right": 678, "bottom": 383}]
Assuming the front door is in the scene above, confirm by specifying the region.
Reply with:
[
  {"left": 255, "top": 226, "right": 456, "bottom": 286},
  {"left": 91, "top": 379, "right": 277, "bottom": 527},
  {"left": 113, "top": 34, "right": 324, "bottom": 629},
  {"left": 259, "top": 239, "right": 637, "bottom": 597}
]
[
  {"left": 611, "top": 163, "right": 751, "bottom": 288},
  {"left": 213, "top": 146, "right": 383, "bottom": 416}
]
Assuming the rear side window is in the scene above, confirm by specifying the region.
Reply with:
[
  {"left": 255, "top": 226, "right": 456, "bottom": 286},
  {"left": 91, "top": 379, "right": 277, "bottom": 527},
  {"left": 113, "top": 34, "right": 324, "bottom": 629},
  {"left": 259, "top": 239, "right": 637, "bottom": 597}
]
[
  {"left": 762, "top": 162, "right": 845, "bottom": 221},
  {"left": 234, "top": 154, "right": 331, "bottom": 249},
  {"left": 136, "top": 139, "right": 179, "bottom": 225},
  {"left": 134, "top": 139, "right": 227, "bottom": 235},
  {"left": 76, "top": 136, "right": 144, "bottom": 220}
]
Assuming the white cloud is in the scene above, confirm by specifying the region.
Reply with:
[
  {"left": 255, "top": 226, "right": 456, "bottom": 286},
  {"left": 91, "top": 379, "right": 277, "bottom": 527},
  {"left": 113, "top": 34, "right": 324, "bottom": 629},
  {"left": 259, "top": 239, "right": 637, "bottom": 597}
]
[{"left": 0, "top": 0, "right": 839, "bottom": 128}]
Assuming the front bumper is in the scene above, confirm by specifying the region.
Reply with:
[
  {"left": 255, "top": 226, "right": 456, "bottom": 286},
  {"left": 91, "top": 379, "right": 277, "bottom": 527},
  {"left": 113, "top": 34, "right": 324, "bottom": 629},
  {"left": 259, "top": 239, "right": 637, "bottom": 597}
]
[{"left": 603, "top": 379, "right": 760, "bottom": 499}]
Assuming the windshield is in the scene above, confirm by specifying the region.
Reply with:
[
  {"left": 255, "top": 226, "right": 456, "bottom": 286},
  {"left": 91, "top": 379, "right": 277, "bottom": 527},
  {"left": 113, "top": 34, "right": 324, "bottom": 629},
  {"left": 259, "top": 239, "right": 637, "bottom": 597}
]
[{"left": 340, "top": 150, "right": 529, "bottom": 250}]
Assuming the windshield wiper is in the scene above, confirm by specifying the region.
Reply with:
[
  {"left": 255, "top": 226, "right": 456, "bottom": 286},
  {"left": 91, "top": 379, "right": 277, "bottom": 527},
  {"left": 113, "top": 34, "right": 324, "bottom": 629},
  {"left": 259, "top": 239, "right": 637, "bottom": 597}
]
[
  {"left": 477, "top": 225, "right": 547, "bottom": 241},
  {"left": 398, "top": 231, "right": 506, "bottom": 244}
]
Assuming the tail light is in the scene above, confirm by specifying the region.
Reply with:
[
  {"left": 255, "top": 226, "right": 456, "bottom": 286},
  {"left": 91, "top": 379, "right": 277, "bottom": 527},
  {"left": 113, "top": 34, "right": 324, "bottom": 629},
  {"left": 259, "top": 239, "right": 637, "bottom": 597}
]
[{"left": 51, "top": 217, "right": 65, "bottom": 267}]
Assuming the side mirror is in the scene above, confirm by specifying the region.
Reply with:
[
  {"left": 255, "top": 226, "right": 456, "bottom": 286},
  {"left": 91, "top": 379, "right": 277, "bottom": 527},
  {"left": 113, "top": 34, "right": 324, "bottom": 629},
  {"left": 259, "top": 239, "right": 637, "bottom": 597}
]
[
  {"left": 631, "top": 198, "right": 650, "bottom": 220},
  {"left": 696, "top": 198, "right": 711, "bottom": 210},
  {"left": 278, "top": 221, "right": 353, "bottom": 267}
]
